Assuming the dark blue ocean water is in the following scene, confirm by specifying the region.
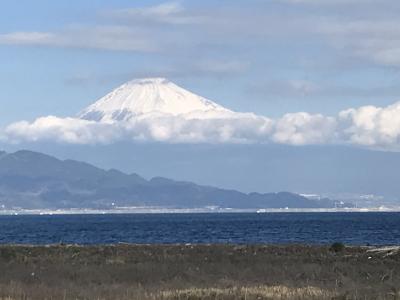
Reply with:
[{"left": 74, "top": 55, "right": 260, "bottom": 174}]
[{"left": 0, "top": 212, "right": 399, "bottom": 245}]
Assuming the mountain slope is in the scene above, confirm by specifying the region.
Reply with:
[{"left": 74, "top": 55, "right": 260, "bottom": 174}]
[
  {"left": 78, "top": 78, "right": 232, "bottom": 122},
  {"left": 0, "top": 150, "right": 344, "bottom": 210}
]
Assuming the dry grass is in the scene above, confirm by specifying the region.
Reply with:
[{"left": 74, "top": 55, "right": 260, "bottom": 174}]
[
  {"left": 157, "top": 286, "right": 335, "bottom": 299},
  {"left": 0, "top": 244, "right": 399, "bottom": 299},
  {"left": 0, "top": 284, "right": 336, "bottom": 300}
]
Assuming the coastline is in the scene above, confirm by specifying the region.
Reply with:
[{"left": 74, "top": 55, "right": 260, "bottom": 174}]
[{"left": 1, "top": 206, "right": 400, "bottom": 215}]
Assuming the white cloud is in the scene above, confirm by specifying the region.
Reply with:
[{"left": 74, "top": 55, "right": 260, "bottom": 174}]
[
  {"left": 2, "top": 113, "right": 274, "bottom": 145},
  {"left": 272, "top": 113, "right": 337, "bottom": 145},
  {"left": 3, "top": 116, "right": 123, "bottom": 145},
  {"left": 0, "top": 110, "right": 338, "bottom": 146},
  {"left": 340, "top": 102, "right": 400, "bottom": 148},
  {"left": 4, "top": 101, "right": 400, "bottom": 150}
]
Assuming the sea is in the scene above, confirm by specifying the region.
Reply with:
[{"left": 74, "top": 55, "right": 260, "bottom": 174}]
[{"left": 0, "top": 212, "right": 399, "bottom": 245}]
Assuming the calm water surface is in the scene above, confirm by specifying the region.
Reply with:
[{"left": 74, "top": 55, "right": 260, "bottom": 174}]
[{"left": 0, "top": 212, "right": 399, "bottom": 245}]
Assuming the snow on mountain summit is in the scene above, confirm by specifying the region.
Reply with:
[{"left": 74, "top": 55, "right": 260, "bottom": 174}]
[{"left": 78, "top": 78, "right": 232, "bottom": 122}]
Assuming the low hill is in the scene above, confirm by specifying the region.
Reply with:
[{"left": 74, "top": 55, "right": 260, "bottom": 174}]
[{"left": 0, "top": 150, "right": 346, "bottom": 210}]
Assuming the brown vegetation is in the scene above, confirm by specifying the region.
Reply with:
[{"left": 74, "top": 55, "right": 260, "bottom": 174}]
[{"left": 0, "top": 244, "right": 399, "bottom": 299}]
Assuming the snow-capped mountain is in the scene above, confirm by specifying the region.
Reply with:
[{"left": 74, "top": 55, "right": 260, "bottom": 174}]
[{"left": 79, "top": 78, "right": 232, "bottom": 122}]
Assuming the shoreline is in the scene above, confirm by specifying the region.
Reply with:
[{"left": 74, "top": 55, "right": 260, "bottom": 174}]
[
  {"left": 0, "top": 243, "right": 399, "bottom": 248},
  {"left": 1, "top": 206, "right": 400, "bottom": 215}
]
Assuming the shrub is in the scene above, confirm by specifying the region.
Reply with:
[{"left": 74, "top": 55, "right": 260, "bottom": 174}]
[
  {"left": 0, "top": 248, "right": 16, "bottom": 260},
  {"left": 330, "top": 242, "right": 345, "bottom": 253}
]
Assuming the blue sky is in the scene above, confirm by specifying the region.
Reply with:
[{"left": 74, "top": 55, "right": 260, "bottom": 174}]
[
  {"left": 2, "top": 0, "right": 400, "bottom": 127},
  {"left": 2, "top": 1, "right": 400, "bottom": 196}
]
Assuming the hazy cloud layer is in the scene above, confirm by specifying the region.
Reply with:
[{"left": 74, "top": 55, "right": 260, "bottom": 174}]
[{"left": 2, "top": 0, "right": 400, "bottom": 69}]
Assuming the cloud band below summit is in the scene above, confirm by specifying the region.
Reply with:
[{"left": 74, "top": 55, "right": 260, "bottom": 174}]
[{"left": 1, "top": 103, "right": 398, "bottom": 150}]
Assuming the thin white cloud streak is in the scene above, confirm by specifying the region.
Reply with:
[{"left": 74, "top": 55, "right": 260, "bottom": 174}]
[
  {"left": 0, "top": 26, "right": 157, "bottom": 52},
  {"left": 0, "top": 32, "right": 55, "bottom": 46},
  {"left": 123, "top": 2, "right": 184, "bottom": 17},
  {"left": 4, "top": 101, "right": 400, "bottom": 150},
  {"left": 105, "top": 2, "right": 205, "bottom": 25}
]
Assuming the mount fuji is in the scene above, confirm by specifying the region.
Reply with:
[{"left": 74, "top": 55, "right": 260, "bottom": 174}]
[
  {"left": 3, "top": 76, "right": 275, "bottom": 145},
  {"left": 78, "top": 78, "right": 234, "bottom": 122}
]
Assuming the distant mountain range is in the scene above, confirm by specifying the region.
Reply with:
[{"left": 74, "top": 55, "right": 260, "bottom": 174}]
[{"left": 0, "top": 150, "right": 348, "bottom": 210}]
